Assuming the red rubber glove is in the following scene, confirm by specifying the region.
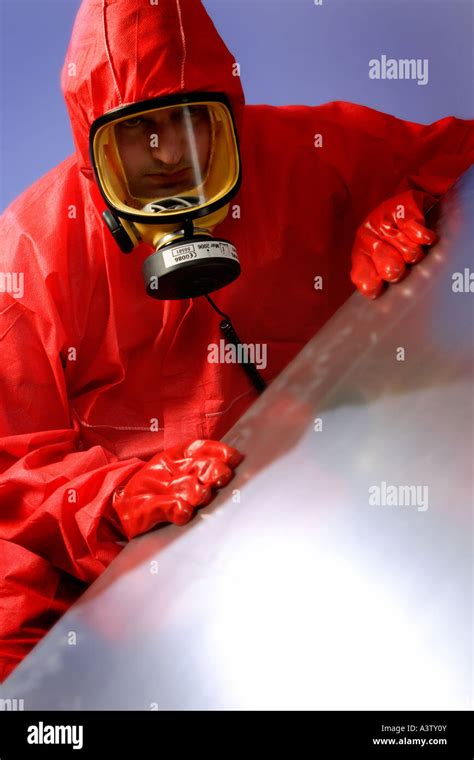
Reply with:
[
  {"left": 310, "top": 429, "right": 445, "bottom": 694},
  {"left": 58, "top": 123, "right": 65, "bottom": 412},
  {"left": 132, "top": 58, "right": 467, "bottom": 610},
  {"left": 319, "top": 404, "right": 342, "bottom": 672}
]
[
  {"left": 112, "top": 439, "right": 243, "bottom": 538},
  {"left": 350, "top": 190, "right": 438, "bottom": 299}
]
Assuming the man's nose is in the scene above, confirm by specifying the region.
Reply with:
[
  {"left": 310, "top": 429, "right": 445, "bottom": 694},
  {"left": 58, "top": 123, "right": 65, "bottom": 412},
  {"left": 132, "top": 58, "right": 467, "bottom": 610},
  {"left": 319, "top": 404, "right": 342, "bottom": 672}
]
[{"left": 149, "top": 123, "right": 185, "bottom": 166}]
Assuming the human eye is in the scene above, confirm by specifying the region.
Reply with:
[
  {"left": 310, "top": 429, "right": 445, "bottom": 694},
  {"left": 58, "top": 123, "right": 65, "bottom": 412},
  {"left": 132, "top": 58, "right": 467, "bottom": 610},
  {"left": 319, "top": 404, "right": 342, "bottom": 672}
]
[
  {"left": 188, "top": 105, "right": 207, "bottom": 120},
  {"left": 119, "top": 116, "right": 146, "bottom": 129}
]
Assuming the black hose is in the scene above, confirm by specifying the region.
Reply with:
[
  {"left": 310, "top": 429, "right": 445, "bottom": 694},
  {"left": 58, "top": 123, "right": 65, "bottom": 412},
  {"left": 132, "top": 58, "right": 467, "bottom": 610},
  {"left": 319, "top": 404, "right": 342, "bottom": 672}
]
[{"left": 205, "top": 294, "right": 267, "bottom": 394}]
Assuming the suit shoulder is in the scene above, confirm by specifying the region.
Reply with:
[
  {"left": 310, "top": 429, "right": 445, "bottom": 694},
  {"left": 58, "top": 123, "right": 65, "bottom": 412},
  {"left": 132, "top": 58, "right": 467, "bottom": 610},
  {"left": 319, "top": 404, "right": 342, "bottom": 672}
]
[{"left": 1, "top": 156, "right": 82, "bottom": 239}]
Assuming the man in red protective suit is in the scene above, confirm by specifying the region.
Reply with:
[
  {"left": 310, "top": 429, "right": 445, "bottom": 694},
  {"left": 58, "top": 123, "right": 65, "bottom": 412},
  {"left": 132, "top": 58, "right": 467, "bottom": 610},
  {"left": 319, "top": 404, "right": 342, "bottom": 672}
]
[{"left": 0, "top": 0, "right": 472, "bottom": 681}]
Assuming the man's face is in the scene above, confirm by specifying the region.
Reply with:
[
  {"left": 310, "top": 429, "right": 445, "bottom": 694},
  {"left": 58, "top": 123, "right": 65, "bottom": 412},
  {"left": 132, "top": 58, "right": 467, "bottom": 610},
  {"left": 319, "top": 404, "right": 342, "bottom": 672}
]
[{"left": 115, "top": 105, "right": 212, "bottom": 199}]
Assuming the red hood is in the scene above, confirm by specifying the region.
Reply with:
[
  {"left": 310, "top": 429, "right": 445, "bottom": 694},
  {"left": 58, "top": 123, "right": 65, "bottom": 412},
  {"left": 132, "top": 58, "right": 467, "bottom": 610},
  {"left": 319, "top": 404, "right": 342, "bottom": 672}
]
[{"left": 61, "top": 0, "right": 245, "bottom": 181}]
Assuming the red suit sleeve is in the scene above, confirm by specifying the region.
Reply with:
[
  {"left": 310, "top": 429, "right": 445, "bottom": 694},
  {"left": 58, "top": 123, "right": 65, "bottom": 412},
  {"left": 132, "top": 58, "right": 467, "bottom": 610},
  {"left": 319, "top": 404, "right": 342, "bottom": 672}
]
[
  {"left": 311, "top": 101, "right": 474, "bottom": 223},
  {"left": 390, "top": 114, "right": 474, "bottom": 198},
  {"left": 0, "top": 216, "right": 144, "bottom": 680}
]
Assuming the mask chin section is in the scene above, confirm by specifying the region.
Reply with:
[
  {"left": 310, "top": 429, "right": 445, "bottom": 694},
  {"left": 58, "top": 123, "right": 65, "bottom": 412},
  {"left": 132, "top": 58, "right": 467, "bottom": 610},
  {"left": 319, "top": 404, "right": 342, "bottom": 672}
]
[{"left": 142, "top": 222, "right": 240, "bottom": 300}]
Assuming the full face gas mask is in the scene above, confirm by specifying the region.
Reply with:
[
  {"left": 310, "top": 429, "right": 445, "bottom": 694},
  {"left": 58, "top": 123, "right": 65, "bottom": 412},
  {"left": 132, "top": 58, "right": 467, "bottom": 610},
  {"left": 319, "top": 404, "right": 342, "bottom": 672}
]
[{"left": 89, "top": 93, "right": 242, "bottom": 300}]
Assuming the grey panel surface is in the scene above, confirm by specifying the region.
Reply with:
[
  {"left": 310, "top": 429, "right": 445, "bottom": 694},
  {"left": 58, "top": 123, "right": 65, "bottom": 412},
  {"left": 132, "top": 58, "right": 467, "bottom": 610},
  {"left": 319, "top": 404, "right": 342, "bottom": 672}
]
[{"left": 2, "top": 169, "right": 473, "bottom": 710}]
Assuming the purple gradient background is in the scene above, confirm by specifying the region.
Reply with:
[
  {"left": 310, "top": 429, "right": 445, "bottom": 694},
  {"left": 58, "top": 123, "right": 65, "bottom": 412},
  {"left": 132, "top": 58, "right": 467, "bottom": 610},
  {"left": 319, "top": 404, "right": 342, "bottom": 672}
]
[{"left": 0, "top": 0, "right": 472, "bottom": 211}]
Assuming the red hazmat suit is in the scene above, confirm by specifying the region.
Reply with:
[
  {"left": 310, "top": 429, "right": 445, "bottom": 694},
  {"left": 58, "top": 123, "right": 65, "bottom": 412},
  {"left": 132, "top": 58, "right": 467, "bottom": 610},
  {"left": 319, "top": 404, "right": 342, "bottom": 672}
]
[{"left": 1, "top": 0, "right": 473, "bottom": 681}]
